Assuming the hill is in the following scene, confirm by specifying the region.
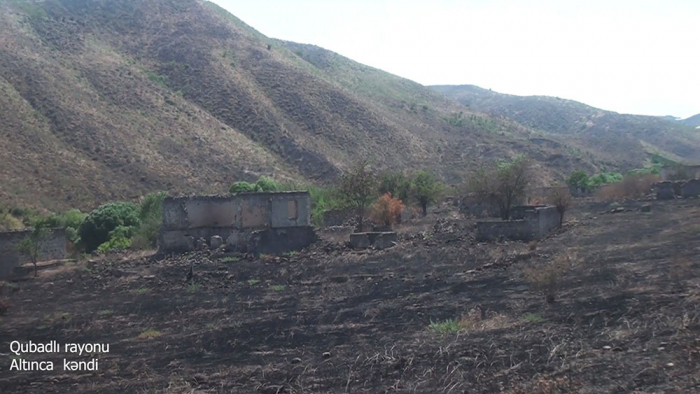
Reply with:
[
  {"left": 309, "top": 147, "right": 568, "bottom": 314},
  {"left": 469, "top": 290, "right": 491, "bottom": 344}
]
[
  {"left": 680, "top": 113, "right": 700, "bottom": 128},
  {"left": 0, "top": 0, "right": 662, "bottom": 212},
  {"left": 430, "top": 84, "right": 700, "bottom": 167}
]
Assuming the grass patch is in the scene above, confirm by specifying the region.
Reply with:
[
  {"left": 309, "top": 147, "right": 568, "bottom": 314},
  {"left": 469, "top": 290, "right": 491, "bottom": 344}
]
[
  {"left": 523, "top": 313, "right": 544, "bottom": 323},
  {"left": 231, "top": 320, "right": 243, "bottom": 329},
  {"left": 206, "top": 323, "right": 216, "bottom": 330},
  {"left": 247, "top": 279, "right": 260, "bottom": 286},
  {"left": 429, "top": 318, "right": 461, "bottom": 334},
  {"left": 221, "top": 256, "right": 240, "bottom": 263},
  {"left": 97, "top": 309, "right": 114, "bottom": 317},
  {"left": 269, "top": 284, "right": 285, "bottom": 291},
  {"left": 186, "top": 283, "right": 199, "bottom": 292},
  {"left": 132, "top": 288, "right": 149, "bottom": 295},
  {"left": 137, "top": 329, "right": 163, "bottom": 340}
]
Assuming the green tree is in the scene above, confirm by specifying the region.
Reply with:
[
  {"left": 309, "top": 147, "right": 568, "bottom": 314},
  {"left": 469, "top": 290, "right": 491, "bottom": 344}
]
[
  {"left": 17, "top": 223, "right": 51, "bottom": 277},
  {"left": 255, "top": 176, "right": 281, "bottom": 192},
  {"left": 131, "top": 191, "right": 168, "bottom": 250},
  {"left": 340, "top": 160, "right": 377, "bottom": 232},
  {"left": 566, "top": 170, "right": 589, "bottom": 191},
  {"left": 468, "top": 155, "right": 532, "bottom": 220},
  {"left": 79, "top": 202, "right": 140, "bottom": 253},
  {"left": 378, "top": 172, "right": 413, "bottom": 202},
  {"left": 412, "top": 171, "right": 442, "bottom": 216}
]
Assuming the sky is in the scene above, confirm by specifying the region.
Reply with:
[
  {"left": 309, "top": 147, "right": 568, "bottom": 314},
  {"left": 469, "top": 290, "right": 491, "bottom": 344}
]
[{"left": 212, "top": 0, "right": 699, "bottom": 118}]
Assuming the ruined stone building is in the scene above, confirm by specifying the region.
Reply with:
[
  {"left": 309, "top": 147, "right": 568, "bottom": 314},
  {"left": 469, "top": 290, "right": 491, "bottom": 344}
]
[{"left": 158, "top": 191, "right": 316, "bottom": 255}]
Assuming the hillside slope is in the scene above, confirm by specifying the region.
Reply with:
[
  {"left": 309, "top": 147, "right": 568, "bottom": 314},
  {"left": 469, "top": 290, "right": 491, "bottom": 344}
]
[
  {"left": 0, "top": 0, "right": 610, "bottom": 211},
  {"left": 430, "top": 84, "right": 700, "bottom": 166},
  {"left": 681, "top": 113, "right": 700, "bottom": 128}
]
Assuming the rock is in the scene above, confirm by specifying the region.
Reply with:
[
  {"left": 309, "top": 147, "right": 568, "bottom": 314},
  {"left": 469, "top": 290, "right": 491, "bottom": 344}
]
[
  {"left": 196, "top": 238, "right": 208, "bottom": 250},
  {"left": 655, "top": 181, "right": 675, "bottom": 200},
  {"left": 322, "top": 352, "right": 331, "bottom": 359},
  {"left": 610, "top": 207, "right": 625, "bottom": 214},
  {"left": 603, "top": 346, "right": 611, "bottom": 350},
  {"left": 641, "top": 204, "right": 651, "bottom": 212},
  {"left": 349, "top": 233, "right": 371, "bottom": 249},
  {"left": 666, "top": 362, "right": 674, "bottom": 367},
  {"left": 210, "top": 235, "right": 223, "bottom": 249},
  {"left": 290, "top": 357, "right": 302, "bottom": 364},
  {"left": 373, "top": 232, "right": 398, "bottom": 250}
]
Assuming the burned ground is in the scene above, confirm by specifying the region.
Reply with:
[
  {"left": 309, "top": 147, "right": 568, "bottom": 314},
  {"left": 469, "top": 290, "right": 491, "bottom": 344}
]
[{"left": 1, "top": 199, "right": 699, "bottom": 393}]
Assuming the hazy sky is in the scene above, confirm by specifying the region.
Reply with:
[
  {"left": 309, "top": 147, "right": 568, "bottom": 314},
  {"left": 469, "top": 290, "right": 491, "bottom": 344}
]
[{"left": 213, "top": 0, "right": 699, "bottom": 118}]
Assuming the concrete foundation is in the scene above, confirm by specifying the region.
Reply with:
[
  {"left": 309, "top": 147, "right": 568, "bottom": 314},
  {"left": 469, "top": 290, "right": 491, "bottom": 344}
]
[
  {"left": 158, "top": 192, "right": 316, "bottom": 255},
  {"left": 0, "top": 228, "right": 67, "bottom": 280},
  {"left": 476, "top": 206, "right": 560, "bottom": 242}
]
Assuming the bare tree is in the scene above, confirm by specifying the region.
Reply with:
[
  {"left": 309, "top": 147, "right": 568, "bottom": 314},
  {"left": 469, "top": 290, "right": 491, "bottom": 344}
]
[
  {"left": 468, "top": 155, "right": 532, "bottom": 220},
  {"left": 548, "top": 185, "right": 572, "bottom": 226},
  {"left": 340, "top": 159, "right": 377, "bottom": 232}
]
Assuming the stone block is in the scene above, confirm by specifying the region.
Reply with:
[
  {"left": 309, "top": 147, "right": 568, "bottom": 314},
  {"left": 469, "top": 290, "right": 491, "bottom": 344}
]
[
  {"left": 210, "top": 235, "right": 223, "bottom": 249},
  {"left": 373, "top": 232, "right": 398, "bottom": 250},
  {"left": 349, "top": 233, "right": 370, "bottom": 249}
]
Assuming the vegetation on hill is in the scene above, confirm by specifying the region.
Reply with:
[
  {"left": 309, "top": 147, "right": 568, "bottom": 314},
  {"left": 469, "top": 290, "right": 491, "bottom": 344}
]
[
  {"left": 430, "top": 85, "right": 700, "bottom": 172},
  {"left": 0, "top": 0, "right": 626, "bottom": 213}
]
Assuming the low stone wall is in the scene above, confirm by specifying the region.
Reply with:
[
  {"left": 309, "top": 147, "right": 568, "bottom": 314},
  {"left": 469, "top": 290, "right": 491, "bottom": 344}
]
[
  {"left": 476, "top": 206, "right": 560, "bottom": 242},
  {"left": 0, "top": 229, "right": 67, "bottom": 279}
]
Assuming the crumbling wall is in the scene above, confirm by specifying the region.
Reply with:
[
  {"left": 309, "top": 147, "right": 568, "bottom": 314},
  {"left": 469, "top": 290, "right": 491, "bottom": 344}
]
[
  {"left": 476, "top": 206, "right": 560, "bottom": 242},
  {"left": 0, "top": 229, "right": 66, "bottom": 279},
  {"left": 681, "top": 179, "right": 700, "bottom": 198},
  {"left": 159, "top": 192, "right": 314, "bottom": 254}
]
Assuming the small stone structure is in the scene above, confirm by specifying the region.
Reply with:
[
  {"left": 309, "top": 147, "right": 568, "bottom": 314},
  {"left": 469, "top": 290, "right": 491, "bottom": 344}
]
[
  {"left": 349, "top": 232, "right": 397, "bottom": 250},
  {"left": 158, "top": 191, "right": 316, "bottom": 255},
  {"left": 655, "top": 181, "right": 676, "bottom": 200},
  {"left": 476, "top": 206, "right": 560, "bottom": 242},
  {"left": 681, "top": 179, "right": 700, "bottom": 198},
  {"left": 0, "top": 228, "right": 67, "bottom": 279}
]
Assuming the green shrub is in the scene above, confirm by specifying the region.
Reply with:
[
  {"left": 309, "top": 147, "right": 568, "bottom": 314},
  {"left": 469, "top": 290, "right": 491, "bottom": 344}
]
[
  {"left": 229, "top": 181, "right": 258, "bottom": 194},
  {"left": 255, "top": 176, "right": 281, "bottom": 192},
  {"left": 130, "top": 191, "right": 167, "bottom": 250},
  {"left": 96, "top": 236, "right": 131, "bottom": 254},
  {"left": 79, "top": 202, "right": 140, "bottom": 253}
]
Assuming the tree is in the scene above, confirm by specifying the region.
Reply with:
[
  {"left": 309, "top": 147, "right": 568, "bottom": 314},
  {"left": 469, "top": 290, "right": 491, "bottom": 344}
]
[
  {"left": 468, "top": 155, "right": 532, "bottom": 220},
  {"left": 378, "top": 172, "right": 412, "bottom": 202},
  {"left": 79, "top": 202, "right": 141, "bottom": 253},
  {"left": 548, "top": 185, "right": 572, "bottom": 226},
  {"left": 412, "top": 171, "right": 442, "bottom": 216},
  {"left": 17, "top": 223, "right": 50, "bottom": 277},
  {"left": 566, "top": 170, "right": 589, "bottom": 192},
  {"left": 340, "top": 160, "right": 376, "bottom": 232}
]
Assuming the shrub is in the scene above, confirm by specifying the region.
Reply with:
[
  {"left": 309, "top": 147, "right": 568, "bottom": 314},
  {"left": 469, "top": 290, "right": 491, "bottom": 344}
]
[
  {"left": 96, "top": 236, "right": 131, "bottom": 254},
  {"left": 595, "top": 173, "right": 659, "bottom": 201},
  {"left": 523, "top": 253, "right": 573, "bottom": 303},
  {"left": 79, "top": 202, "right": 140, "bottom": 253},
  {"left": 229, "top": 181, "right": 258, "bottom": 194},
  {"left": 131, "top": 191, "right": 167, "bottom": 250},
  {"left": 308, "top": 186, "right": 345, "bottom": 226},
  {"left": 370, "top": 193, "right": 405, "bottom": 228},
  {"left": 255, "top": 176, "right": 281, "bottom": 192}
]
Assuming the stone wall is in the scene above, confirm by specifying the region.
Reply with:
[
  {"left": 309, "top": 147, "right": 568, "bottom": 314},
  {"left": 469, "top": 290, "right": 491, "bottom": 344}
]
[
  {"left": 159, "top": 192, "right": 314, "bottom": 254},
  {"left": 0, "top": 229, "right": 67, "bottom": 279},
  {"left": 681, "top": 179, "right": 700, "bottom": 198},
  {"left": 476, "top": 206, "right": 560, "bottom": 242}
]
